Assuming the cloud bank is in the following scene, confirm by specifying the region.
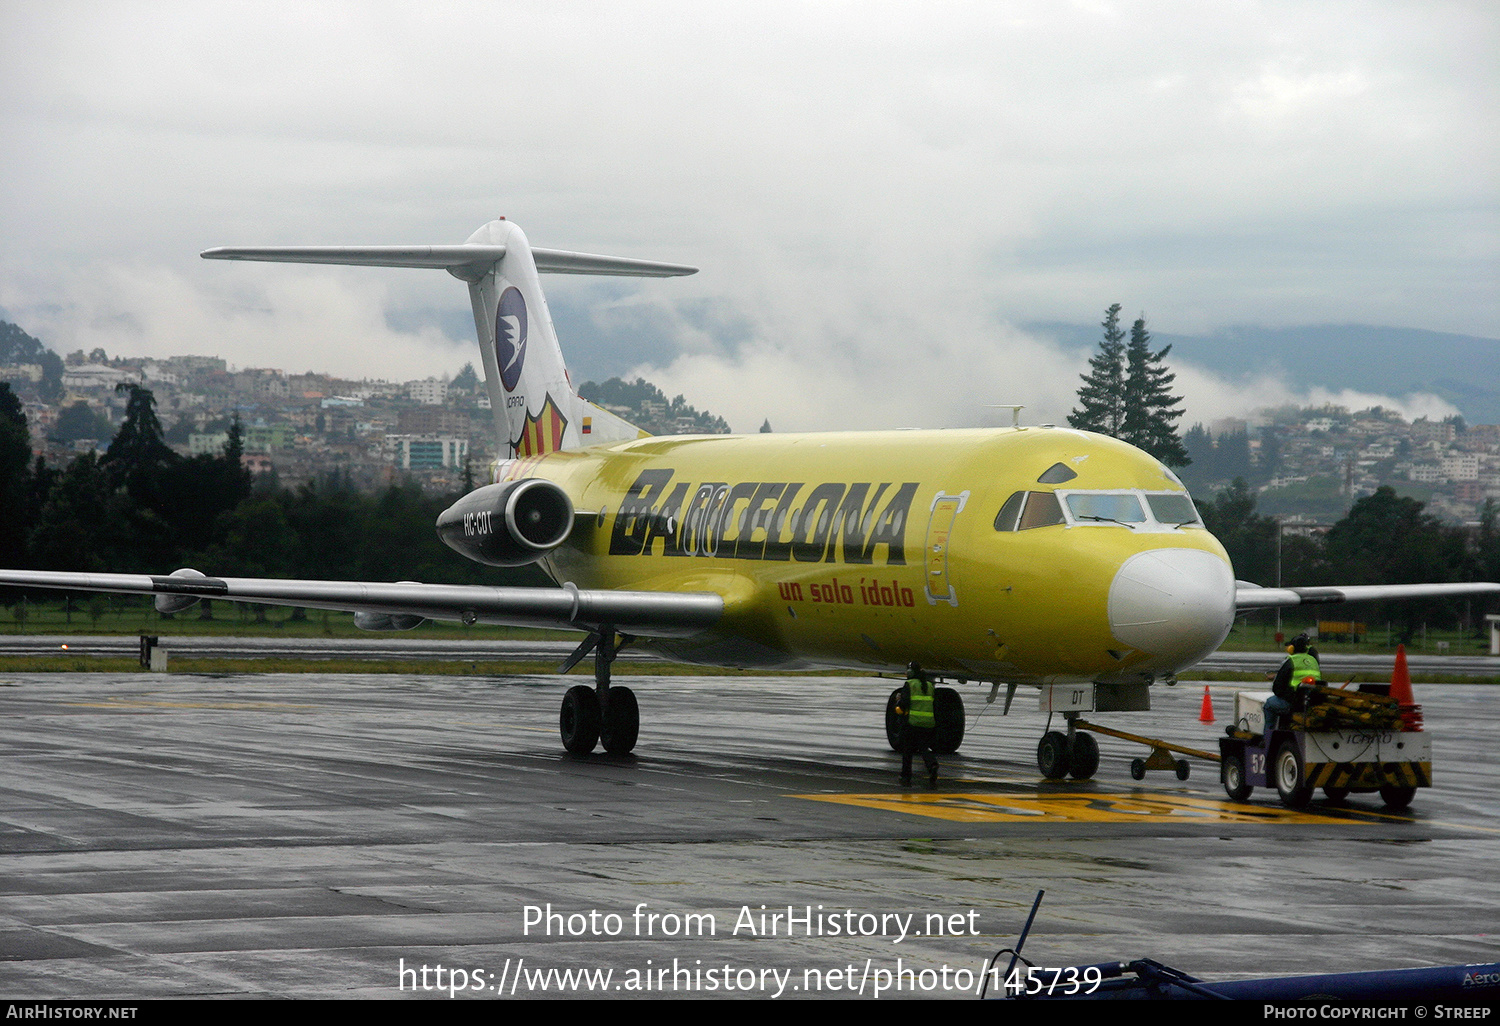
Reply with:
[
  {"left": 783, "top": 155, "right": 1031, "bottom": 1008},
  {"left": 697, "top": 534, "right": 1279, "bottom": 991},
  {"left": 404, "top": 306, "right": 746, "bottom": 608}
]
[{"left": 1, "top": 2, "right": 1492, "bottom": 429}]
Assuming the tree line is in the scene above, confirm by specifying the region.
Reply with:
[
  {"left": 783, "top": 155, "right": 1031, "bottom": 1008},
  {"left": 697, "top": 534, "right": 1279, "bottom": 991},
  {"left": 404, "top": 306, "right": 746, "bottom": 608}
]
[
  {"left": 1201, "top": 478, "right": 1498, "bottom": 638},
  {"left": 2, "top": 380, "right": 1494, "bottom": 636},
  {"left": 0, "top": 383, "right": 544, "bottom": 610}
]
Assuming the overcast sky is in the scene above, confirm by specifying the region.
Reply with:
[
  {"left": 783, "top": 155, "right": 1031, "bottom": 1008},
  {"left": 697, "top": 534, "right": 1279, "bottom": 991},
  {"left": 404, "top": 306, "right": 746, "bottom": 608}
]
[{"left": 1, "top": 1, "right": 1495, "bottom": 431}]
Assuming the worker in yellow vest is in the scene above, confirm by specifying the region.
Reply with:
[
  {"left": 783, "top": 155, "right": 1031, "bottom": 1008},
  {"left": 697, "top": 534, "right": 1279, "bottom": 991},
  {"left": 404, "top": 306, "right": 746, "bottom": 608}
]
[
  {"left": 897, "top": 662, "right": 939, "bottom": 787},
  {"left": 1265, "top": 633, "right": 1321, "bottom": 734}
]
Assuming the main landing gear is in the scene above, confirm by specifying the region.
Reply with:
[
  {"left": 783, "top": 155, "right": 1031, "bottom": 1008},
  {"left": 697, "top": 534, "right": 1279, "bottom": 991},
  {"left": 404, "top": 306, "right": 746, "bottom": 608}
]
[
  {"left": 885, "top": 685, "right": 966, "bottom": 754},
  {"left": 557, "top": 626, "right": 639, "bottom": 756},
  {"left": 1035, "top": 718, "right": 1101, "bottom": 780}
]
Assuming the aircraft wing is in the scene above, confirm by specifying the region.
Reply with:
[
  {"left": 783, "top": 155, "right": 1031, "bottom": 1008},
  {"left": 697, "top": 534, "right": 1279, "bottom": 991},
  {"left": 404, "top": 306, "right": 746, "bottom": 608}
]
[
  {"left": 1235, "top": 581, "right": 1500, "bottom": 610},
  {"left": 0, "top": 570, "right": 722, "bottom": 637}
]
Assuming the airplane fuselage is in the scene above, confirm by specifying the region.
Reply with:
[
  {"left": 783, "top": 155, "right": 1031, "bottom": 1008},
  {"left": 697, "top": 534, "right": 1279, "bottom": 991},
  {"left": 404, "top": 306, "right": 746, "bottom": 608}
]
[{"left": 517, "top": 424, "right": 1237, "bottom": 684}]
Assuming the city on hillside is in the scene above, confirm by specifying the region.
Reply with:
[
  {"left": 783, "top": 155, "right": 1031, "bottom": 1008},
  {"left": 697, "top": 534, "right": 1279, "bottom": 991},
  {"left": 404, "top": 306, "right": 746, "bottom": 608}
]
[
  {"left": 1, "top": 318, "right": 1497, "bottom": 526},
  {"left": 0, "top": 321, "right": 730, "bottom": 494}
]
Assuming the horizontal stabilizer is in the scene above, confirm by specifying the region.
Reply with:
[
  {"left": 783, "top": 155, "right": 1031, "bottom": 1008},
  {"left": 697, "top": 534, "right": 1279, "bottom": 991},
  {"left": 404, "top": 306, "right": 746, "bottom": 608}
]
[
  {"left": 201, "top": 244, "right": 508, "bottom": 270},
  {"left": 531, "top": 247, "right": 697, "bottom": 277},
  {"left": 201, "top": 244, "right": 696, "bottom": 278}
]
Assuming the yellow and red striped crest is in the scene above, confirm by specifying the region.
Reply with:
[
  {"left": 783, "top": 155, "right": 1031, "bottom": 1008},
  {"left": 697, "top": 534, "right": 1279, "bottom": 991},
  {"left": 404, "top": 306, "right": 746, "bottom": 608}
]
[{"left": 513, "top": 394, "right": 569, "bottom": 457}]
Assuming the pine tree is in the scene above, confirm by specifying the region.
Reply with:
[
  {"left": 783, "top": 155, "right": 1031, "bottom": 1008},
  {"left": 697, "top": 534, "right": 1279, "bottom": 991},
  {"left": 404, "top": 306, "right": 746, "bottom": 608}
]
[
  {"left": 101, "top": 383, "right": 179, "bottom": 507},
  {"left": 225, "top": 412, "right": 245, "bottom": 461},
  {"left": 103, "top": 384, "right": 175, "bottom": 470},
  {"left": 1119, "top": 316, "right": 1189, "bottom": 467},
  {"left": 1067, "top": 304, "right": 1126, "bottom": 435},
  {"left": 451, "top": 362, "right": 481, "bottom": 394},
  {"left": 1183, "top": 423, "right": 1214, "bottom": 475},
  {"left": 0, "top": 384, "right": 33, "bottom": 571}
]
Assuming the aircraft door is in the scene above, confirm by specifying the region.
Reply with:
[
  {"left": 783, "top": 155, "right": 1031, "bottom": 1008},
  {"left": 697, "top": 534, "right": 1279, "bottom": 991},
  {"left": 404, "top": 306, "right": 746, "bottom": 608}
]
[{"left": 923, "top": 490, "right": 969, "bottom": 607}]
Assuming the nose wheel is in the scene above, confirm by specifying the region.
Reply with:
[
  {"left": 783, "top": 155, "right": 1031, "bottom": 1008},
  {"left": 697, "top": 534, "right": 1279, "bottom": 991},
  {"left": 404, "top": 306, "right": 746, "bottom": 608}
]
[{"left": 1037, "top": 726, "right": 1099, "bottom": 780}]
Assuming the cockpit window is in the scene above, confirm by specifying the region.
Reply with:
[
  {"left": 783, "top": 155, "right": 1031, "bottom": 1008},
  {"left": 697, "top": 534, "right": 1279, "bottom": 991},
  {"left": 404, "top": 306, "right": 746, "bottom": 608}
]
[
  {"left": 1064, "top": 492, "right": 1147, "bottom": 524},
  {"left": 994, "top": 491, "right": 1066, "bottom": 531},
  {"left": 1146, "top": 492, "right": 1200, "bottom": 526},
  {"left": 1037, "top": 462, "right": 1077, "bottom": 484},
  {"left": 994, "top": 491, "right": 1025, "bottom": 531},
  {"left": 997, "top": 489, "right": 1200, "bottom": 532},
  {"left": 1017, "top": 491, "right": 1066, "bottom": 530}
]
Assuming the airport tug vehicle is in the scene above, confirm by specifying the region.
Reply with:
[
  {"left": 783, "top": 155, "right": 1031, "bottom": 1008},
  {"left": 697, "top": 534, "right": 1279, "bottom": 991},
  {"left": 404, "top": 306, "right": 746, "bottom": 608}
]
[{"left": 1217, "top": 675, "right": 1430, "bottom": 810}]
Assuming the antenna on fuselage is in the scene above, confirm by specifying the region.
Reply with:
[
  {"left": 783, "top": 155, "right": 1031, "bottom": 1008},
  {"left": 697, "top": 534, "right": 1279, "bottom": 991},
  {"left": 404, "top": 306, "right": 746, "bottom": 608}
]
[{"left": 985, "top": 404, "right": 1025, "bottom": 428}]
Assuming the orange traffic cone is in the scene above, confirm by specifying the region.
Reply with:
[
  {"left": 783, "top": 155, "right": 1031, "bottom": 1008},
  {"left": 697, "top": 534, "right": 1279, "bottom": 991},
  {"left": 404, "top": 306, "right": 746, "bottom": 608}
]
[
  {"left": 1198, "top": 685, "right": 1215, "bottom": 724},
  {"left": 1391, "top": 644, "right": 1423, "bottom": 731}
]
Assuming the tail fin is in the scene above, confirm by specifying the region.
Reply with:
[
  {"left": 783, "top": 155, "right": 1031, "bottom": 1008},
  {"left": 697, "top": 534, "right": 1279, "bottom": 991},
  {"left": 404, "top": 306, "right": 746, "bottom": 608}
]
[{"left": 202, "top": 219, "right": 696, "bottom": 464}]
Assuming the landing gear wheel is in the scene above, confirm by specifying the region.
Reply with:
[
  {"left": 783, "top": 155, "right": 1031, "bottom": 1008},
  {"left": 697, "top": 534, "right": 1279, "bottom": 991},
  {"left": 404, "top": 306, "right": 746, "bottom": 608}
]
[
  {"left": 1068, "top": 732, "right": 1099, "bottom": 780},
  {"left": 1129, "top": 758, "right": 1146, "bottom": 781},
  {"left": 1223, "top": 753, "right": 1252, "bottom": 801},
  {"left": 884, "top": 687, "right": 905, "bottom": 752},
  {"left": 933, "top": 687, "right": 965, "bottom": 754},
  {"left": 560, "top": 684, "right": 601, "bottom": 755},
  {"left": 600, "top": 686, "right": 639, "bottom": 755},
  {"left": 1037, "top": 731, "right": 1072, "bottom": 779},
  {"left": 1323, "top": 786, "right": 1350, "bottom": 803},
  {"left": 1379, "top": 784, "right": 1416, "bottom": 809},
  {"left": 1274, "top": 741, "right": 1312, "bottom": 809},
  {"left": 1175, "top": 759, "right": 1191, "bottom": 781}
]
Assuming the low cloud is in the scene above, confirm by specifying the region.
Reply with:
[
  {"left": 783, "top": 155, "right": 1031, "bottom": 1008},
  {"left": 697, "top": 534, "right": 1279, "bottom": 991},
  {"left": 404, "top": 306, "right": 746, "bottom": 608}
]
[{"left": 2, "top": 265, "right": 468, "bottom": 381}]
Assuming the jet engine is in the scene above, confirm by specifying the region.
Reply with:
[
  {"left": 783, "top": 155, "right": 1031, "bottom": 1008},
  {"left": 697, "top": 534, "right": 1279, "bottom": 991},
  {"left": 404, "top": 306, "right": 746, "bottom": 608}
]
[{"left": 436, "top": 478, "right": 575, "bottom": 566}]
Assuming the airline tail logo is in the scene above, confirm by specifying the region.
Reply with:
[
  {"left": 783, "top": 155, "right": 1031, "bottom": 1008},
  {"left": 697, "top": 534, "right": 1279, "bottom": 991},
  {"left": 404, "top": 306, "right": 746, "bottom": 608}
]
[
  {"left": 495, "top": 286, "right": 529, "bottom": 392},
  {"left": 514, "top": 394, "right": 568, "bottom": 457}
]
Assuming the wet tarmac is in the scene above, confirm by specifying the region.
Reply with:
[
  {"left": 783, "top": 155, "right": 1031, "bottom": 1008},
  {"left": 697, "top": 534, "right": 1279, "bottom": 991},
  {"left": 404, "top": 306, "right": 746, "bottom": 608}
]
[
  {"left": 6, "top": 634, "right": 1498, "bottom": 675},
  {"left": 1, "top": 671, "right": 1496, "bottom": 999}
]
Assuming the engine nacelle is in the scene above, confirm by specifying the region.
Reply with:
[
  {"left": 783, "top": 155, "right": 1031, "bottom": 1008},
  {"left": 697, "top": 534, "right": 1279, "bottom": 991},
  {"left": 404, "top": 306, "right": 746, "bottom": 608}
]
[
  {"left": 436, "top": 478, "right": 575, "bottom": 567},
  {"left": 154, "top": 567, "right": 209, "bottom": 614},
  {"left": 354, "top": 612, "right": 426, "bottom": 631}
]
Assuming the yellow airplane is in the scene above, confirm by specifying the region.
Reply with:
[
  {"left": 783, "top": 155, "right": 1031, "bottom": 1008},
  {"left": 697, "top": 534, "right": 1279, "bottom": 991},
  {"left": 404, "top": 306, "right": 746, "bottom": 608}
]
[{"left": 5, "top": 219, "right": 1496, "bottom": 777}]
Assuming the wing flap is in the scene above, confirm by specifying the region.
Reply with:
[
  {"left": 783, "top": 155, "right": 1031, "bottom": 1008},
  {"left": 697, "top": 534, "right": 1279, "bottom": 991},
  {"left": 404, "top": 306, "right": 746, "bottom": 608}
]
[
  {"left": 0, "top": 570, "right": 722, "bottom": 637},
  {"left": 1236, "top": 581, "right": 1500, "bottom": 610}
]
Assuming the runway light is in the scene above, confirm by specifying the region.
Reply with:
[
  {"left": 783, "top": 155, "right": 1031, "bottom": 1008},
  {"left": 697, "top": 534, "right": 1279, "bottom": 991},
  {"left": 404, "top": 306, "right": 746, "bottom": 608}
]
[{"left": 60, "top": 644, "right": 68, "bottom": 650}]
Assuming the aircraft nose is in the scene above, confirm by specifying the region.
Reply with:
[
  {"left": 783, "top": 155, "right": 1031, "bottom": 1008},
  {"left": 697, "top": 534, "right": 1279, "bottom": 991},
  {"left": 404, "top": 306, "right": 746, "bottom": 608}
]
[{"left": 1108, "top": 548, "right": 1235, "bottom": 670}]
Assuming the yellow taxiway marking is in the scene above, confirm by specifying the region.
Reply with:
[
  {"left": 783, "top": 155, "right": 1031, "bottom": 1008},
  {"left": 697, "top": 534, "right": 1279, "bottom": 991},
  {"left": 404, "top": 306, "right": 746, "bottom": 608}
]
[{"left": 796, "top": 791, "right": 1400, "bottom": 824}]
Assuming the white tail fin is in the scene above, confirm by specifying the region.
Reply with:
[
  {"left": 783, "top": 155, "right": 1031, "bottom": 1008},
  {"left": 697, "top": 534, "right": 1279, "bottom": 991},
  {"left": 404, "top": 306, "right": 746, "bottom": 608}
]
[{"left": 202, "top": 219, "right": 696, "bottom": 463}]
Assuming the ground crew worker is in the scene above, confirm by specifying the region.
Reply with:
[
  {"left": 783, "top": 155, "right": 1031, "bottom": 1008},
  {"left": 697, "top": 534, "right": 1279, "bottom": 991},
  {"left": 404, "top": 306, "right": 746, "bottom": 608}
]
[
  {"left": 1264, "top": 633, "right": 1321, "bottom": 734},
  {"left": 897, "top": 661, "right": 939, "bottom": 787}
]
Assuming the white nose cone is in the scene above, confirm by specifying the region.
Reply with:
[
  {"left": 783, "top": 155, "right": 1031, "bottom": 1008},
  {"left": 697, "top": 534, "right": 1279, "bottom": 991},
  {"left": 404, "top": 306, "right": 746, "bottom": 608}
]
[{"left": 1108, "top": 549, "right": 1235, "bottom": 670}]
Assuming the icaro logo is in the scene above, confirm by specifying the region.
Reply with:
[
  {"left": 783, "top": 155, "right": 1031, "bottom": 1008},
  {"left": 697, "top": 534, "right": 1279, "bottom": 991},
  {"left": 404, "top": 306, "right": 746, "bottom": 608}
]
[{"left": 495, "top": 286, "right": 528, "bottom": 392}]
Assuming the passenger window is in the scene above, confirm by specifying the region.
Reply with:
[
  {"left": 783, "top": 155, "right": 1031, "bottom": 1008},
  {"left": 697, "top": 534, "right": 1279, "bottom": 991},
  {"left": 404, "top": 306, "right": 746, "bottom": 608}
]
[
  {"left": 1017, "top": 491, "right": 1065, "bottom": 530},
  {"left": 1037, "top": 462, "right": 1077, "bottom": 484},
  {"left": 994, "top": 491, "right": 1025, "bottom": 531}
]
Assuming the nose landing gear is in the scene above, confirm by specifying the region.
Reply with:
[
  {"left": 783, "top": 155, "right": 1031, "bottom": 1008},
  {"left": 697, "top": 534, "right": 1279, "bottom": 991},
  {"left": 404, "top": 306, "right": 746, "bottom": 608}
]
[{"left": 1036, "top": 720, "right": 1101, "bottom": 780}]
